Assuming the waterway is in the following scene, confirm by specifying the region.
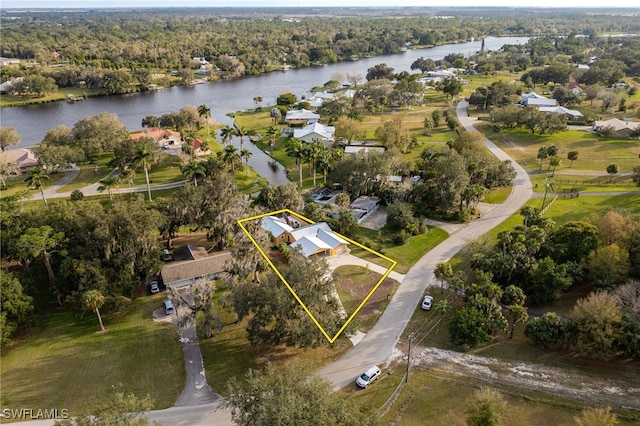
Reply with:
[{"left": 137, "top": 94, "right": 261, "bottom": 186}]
[{"left": 1, "top": 36, "right": 528, "bottom": 184}]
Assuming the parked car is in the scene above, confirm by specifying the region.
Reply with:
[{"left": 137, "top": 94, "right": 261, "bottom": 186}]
[
  {"left": 421, "top": 295, "right": 433, "bottom": 311},
  {"left": 150, "top": 280, "right": 160, "bottom": 294},
  {"left": 163, "top": 299, "right": 175, "bottom": 315},
  {"left": 161, "top": 249, "right": 173, "bottom": 261},
  {"left": 356, "top": 366, "right": 381, "bottom": 388}
]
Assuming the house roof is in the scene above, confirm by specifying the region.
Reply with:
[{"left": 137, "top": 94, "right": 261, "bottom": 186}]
[
  {"left": 130, "top": 128, "right": 202, "bottom": 150},
  {"left": 593, "top": 118, "right": 640, "bottom": 132},
  {"left": 0, "top": 148, "right": 39, "bottom": 169},
  {"left": 311, "top": 92, "right": 335, "bottom": 100},
  {"left": 285, "top": 109, "right": 320, "bottom": 121},
  {"left": 261, "top": 216, "right": 294, "bottom": 238},
  {"left": 173, "top": 244, "right": 210, "bottom": 261},
  {"left": 289, "top": 224, "right": 348, "bottom": 257},
  {"left": 350, "top": 196, "right": 381, "bottom": 211},
  {"left": 538, "top": 106, "right": 583, "bottom": 117},
  {"left": 344, "top": 146, "right": 385, "bottom": 155},
  {"left": 521, "top": 92, "right": 547, "bottom": 100},
  {"left": 293, "top": 122, "right": 335, "bottom": 140},
  {"left": 161, "top": 251, "right": 232, "bottom": 286},
  {"left": 523, "top": 97, "right": 557, "bottom": 106}
]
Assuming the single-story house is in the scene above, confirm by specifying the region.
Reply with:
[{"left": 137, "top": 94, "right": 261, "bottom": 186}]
[
  {"left": 0, "top": 148, "right": 40, "bottom": 172},
  {"left": 0, "top": 77, "right": 23, "bottom": 94},
  {"left": 427, "top": 70, "right": 455, "bottom": 79},
  {"left": 520, "top": 92, "right": 557, "bottom": 107},
  {"left": 261, "top": 215, "right": 349, "bottom": 257},
  {"left": 285, "top": 109, "right": 320, "bottom": 124},
  {"left": 593, "top": 119, "right": 640, "bottom": 138},
  {"left": 160, "top": 250, "right": 232, "bottom": 288},
  {"left": 131, "top": 128, "right": 208, "bottom": 156},
  {"left": 311, "top": 92, "right": 335, "bottom": 101},
  {"left": 289, "top": 222, "right": 349, "bottom": 257},
  {"left": 341, "top": 89, "right": 357, "bottom": 98},
  {"left": 261, "top": 216, "right": 295, "bottom": 244},
  {"left": 344, "top": 146, "right": 385, "bottom": 155},
  {"left": 350, "top": 196, "right": 381, "bottom": 222},
  {"left": 293, "top": 122, "right": 335, "bottom": 143},
  {"left": 538, "top": 106, "right": 583, "bottom": 121}
]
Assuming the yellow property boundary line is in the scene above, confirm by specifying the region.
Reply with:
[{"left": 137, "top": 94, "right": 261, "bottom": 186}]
[{"left": 237, "top": 208, "right": 397, "bottom": 344}]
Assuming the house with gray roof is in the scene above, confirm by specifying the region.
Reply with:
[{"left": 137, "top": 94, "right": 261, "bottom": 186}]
[
  {"left": 160, "top": 250, "right": 232, "bottom": 288},
  {"left": 293, "top": 122, "right": 336, "bottom": 143}
]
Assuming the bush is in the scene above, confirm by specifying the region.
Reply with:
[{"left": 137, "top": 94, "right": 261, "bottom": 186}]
[
  {"left": 393, "top": 231, "right": 409, "bottom": 245},
  {"left": 70, "top": 190, "right": 84, "bottom": 201}
]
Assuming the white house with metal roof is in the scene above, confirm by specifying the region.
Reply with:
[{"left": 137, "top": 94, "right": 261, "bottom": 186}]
[
  {"left": 285, "top": 109, "right": 320, "bottom": 124},
  {"left": 293, "top": 122, "right": 336, "bottom": 143},
  {"left": 261, "top": 216, "right": 349, "bottom": 257}
]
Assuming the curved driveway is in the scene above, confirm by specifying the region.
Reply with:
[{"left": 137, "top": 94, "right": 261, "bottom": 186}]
[{"left": 317, "top": 100, "right": 533, "bottom": 389}]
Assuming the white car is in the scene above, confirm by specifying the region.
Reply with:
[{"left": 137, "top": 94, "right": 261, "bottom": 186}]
[
  {"left": 421, "top": 295, "right": 433, "bottom": 311},
  {"left": 150, "top": 280, "right": 160, "bottom": 294},
  {"left": 356, "top": 366, "right": 381, "bottom": 388}
]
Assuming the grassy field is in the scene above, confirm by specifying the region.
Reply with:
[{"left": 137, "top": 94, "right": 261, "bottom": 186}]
[
  {"left": 477, "top": 124, "right": 640, "bottom": 174},
  {"left": 0, "top": 295, "right": 185, "bottom": 416},
  {"left": 333, "top": 265, "right": 401, "bottom": 333},
  {"left": 352, "top": 226, "right": 449, "bottom": 274}
]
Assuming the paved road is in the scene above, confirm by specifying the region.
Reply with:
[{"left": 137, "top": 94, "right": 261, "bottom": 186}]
[{"left": 316, "top": 100, "right": 533, "bottom": 390}]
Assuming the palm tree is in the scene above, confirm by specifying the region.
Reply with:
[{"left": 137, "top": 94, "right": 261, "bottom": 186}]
[
  {"left": 567, "top": 151, "right": 579, "bottom": 168},
  {"left": 121, "top": 168, "right": 136, "bottom": 192},
  {"left": 253, "top": 96, "right": 263, "bottom": 109},
  {"left": 219, "top": 125, "right": 234, "bottom": 146},
  {"left": 222, "top": 145, "right": 241, "bottom": 173},
  {"left": 434, "top": 262, "right": 453, "bottom": 294},
  {"left": 233, "top": 125, "right": 247, "bottom": 150},
  {"left": 97, "top": 175, "right": 121, "bottom": 202},
  {"left": 181, "top": 159, "right": 206, "bottom": 187},
  {"left": 549, "top": 155, "right": 560, "bottom": 176},
  {"left": 25, "top": 167, "right": 51, "bottom": 208},
  {"left": 316, "top": 145, "right": 333, "bottom": 184},
  {"left": 303, "top": 142, "right": 322, "bottom": 187},
  {"left": 266, "top": 125, "right": 279, "bottom": 147},
  {"left": 285, "top": 138, "right": 305, "bottom": 188},
  {"left": 240, "top": 148, "right": 253, "bottom": 176},
  {"left": 83, "top": 289, "right": 106, "bottom": 332},
  {"left": 198, "top": 104, "right": 211, "bottom": 136},
  {"left": 133, "top": 144, "right": 155, "bottom": 202}
]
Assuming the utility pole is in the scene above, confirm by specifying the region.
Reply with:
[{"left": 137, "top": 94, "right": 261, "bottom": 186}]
[{"left": 406, "top": 332, "right": 415, "bottom": 383}]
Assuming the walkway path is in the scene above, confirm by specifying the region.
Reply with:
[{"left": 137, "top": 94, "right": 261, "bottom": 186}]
[
  {"left": 326, "top": 253, "right": 405, "bottom": 283},
  {"left": 317, "top": 100, "right": 533, "bottom": 390}
]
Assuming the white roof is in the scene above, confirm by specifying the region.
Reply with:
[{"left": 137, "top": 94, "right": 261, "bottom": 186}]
[
  {"left": 261, "top": 216, "right": 294, "bottom": 238},
  {"left": 427, "top": 70, "right": 455, "bottom": 77},
  {"left": 521, "top": 92, "right": 547, "bottom": 100},
  {"left": 311, "top": 92, "right": 335, "bottom": 100},
  {"left": 285, "top": 109, "right": 320, "bottom": 120},
  {"left": 344, "top": 146, "right": 385, "bottom": 155},
  {"left": 524, "top": 97, "right": 557, "bottom": 106},
  {"left": 342, "top": 89, "right": 357, "bottom": 98},
  {"left": 538, "top": 106, "right": 583, "bottom": 117},
  {"left": 293, "top": 122, "right": 335, "bottom": 140},
  {"left": 289, "top": 223, "right": 348, "bottom": 257},
  {"left": 593, "top": 118, "right": 640, "bottom": 131}
]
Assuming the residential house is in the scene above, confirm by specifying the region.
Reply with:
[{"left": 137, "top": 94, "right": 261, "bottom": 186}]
[
  {"left": 0, "top": 77, "right": 23, "bottom": 94},
  {"left": 538, "top": 106, "right": 584, "bottom": 121},
  {"left": 289, "top": 223, "right": 349, "bottom": 257},
  {"left": 0, "top": 148, "right": 40, "bottom": 172},
  {"left": 293, "top": 122, "right": 336, "bottom": 144},
  {"left": 520, "top": 92, "right": 557, "bottom": 107},
  {"left": 344, "top": 146, "right": 385, "bottom": 155},
  {"left": 130, "top": 128, "right": 208, "bottom": 155},
  {"left": 261, "top": 216, "right": 349, "bottom": 257},
  {"left": 160, "top": 248, "right": 232, "bottom": 288},
  {"left": 568, "top": 75, "right": 585, "bottom": 95},
  {"left": 285, "top": 109, "right": 320, "bottom": 125},
  {"left": 350, "top": 196, "right": 381, "bottom": 222},
  {"left": 593, "top": 118, "right": 640, "bottom": 138}
]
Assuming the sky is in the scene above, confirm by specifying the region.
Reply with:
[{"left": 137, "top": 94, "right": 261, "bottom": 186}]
[{"left": 0, "top": 0, "right": 638, "bottom": 9}]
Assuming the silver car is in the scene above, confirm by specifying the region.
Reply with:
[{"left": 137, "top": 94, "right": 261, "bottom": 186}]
[{"left": 356, "top": 366, "right": 381, "bottom": 388}]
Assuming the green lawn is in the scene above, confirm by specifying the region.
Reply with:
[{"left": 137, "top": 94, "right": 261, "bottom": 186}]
[
  {"left": 0, "top": 296, "right": 185, "bottom": 415},
  {"left": 333, "top": 265, "right": 401, "bottom": 333},
  {"left": 1, "top": 170, "right": 67, "bottom": 198},
  {"left": 482, "top": 186, "right": 512, "bottom": 204},
  {"left": 353, "top": 226, "right": 449, "bottom": 274},
  {"left": 529, "top": 174, "right": 638, "bottom": 193},
  {"left": 477, "top": 124, "right": 640, "bottom": 175}
]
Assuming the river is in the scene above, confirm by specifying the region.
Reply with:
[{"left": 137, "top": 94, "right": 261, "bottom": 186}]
[{"left": 1, "top": 36, "right": 528, "bottom": 184}]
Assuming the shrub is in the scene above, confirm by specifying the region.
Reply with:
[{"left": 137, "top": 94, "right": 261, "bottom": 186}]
[{"left": 70, "top": 190, "right": 84, "bottom": 201}]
